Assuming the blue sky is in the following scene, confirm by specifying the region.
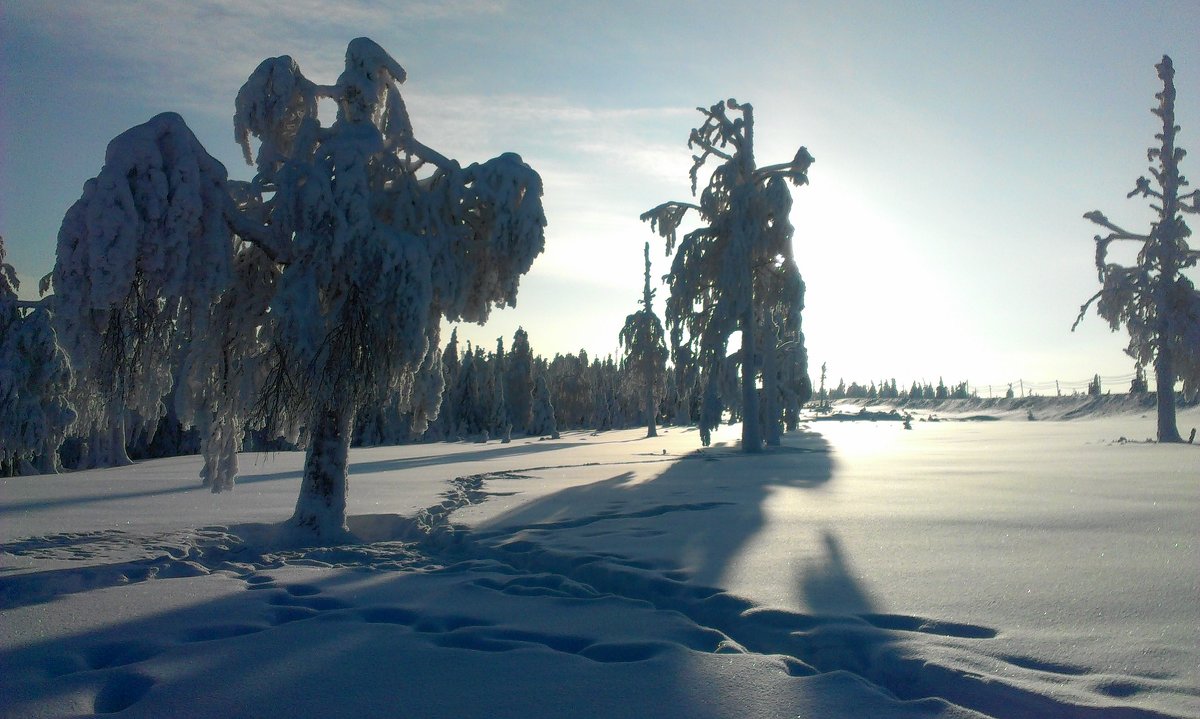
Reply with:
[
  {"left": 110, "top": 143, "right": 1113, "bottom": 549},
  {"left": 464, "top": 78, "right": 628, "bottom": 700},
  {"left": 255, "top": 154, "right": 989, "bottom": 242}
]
[{"left": 2, "top": 0, "right": 1198, "bottom": 394}]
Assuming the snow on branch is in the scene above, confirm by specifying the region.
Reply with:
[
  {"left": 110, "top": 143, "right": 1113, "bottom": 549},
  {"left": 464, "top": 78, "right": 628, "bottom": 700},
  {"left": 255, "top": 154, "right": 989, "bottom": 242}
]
[
  {"left": 640, "top": 201, "right": 700, "bottom": 254},
  {"left": 234, "top": 55, "right": 318, "bottom": 169}
]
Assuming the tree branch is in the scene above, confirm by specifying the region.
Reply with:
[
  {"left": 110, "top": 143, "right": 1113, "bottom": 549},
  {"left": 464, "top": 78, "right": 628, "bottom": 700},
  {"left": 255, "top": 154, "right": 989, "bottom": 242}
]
[
  {"left": 1083, "top": 210, "right": 1151, "bottom": 241},
  {"left": 224, "top": 199, "right": 292, "bottom": 265},
  {"left": 1071, "top": 289, "right": 1104, "bottom": 331}
]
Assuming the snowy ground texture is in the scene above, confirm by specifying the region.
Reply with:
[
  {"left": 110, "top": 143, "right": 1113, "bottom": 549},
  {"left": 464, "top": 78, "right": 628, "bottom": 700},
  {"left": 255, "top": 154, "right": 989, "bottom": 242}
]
[{"left": 2, "top": 401, "right": 1198, "bottom": 718}]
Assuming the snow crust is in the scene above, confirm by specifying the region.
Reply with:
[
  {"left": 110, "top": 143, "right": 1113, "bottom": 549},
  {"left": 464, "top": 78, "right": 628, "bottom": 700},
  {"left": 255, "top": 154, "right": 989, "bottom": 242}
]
[{"left": 2, "top": 408, "right": 1197, "bottom": 718}]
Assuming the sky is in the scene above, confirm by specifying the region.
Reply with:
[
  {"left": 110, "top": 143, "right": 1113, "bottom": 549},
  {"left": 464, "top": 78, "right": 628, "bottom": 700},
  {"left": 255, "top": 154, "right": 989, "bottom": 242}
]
[{"left": 2, "top": 0, "right": 1199, "bottom": 395}]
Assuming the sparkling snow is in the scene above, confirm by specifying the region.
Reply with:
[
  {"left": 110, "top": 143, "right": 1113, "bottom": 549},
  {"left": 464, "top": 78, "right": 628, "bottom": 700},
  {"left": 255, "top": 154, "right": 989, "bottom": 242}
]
[{"left": 2, "top": 405, "right": 1198, "bottom": 718}]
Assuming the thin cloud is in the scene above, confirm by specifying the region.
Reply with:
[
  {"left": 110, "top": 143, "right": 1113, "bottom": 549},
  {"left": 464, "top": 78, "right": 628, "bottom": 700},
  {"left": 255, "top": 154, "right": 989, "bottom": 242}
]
[{"left": 6, "top": 1, "right": 507, "bottom": 118}]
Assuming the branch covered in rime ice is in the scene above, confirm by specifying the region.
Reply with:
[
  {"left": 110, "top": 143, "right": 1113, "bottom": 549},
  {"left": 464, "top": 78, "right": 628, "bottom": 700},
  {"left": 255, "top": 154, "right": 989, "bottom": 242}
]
[{"left": 640, "top": 201, "right": 701, "bottom": 255}]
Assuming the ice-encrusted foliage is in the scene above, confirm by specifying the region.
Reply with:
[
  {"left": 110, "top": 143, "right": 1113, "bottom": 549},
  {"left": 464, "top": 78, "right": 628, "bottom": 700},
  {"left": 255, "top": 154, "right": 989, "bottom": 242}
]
[
  {"left": 48, "top": 38, "right": 544, "bottom": 538},
  {"left": 1075, "top": 56, "right": 1200, "bottom": 442},
  {"left": 1, "top": 238, "right": 76, "bottom": 476},
  {"left": 619, "top": 243, "right": 668, "bottom": 437},
  {"left": 642, "top": 99, "right": 812, "bottom": 452},
  {"left": 230, "top": 38, "right": 544, "bottom": 536},
  {"left": 50, "top": 113, "right": 234, "bottom": 467},
  {"left": 234, "top": 55, "right": 318, "bottom": 170}
]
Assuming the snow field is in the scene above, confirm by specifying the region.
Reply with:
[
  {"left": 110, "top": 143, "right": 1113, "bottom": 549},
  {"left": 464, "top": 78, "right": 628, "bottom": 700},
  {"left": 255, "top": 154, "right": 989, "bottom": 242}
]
[{"left": 2, "top": 410, "right": 1198, "bottom": 718}]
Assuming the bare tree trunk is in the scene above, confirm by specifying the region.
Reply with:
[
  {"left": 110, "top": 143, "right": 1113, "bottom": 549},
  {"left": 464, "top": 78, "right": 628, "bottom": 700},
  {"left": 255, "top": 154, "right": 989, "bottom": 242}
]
[
  {"left": 1154, "top": 339, "right": 1182, "bottom": 442},
  {"left": 291, "top": 403, "right": 354, "bottom": 540},
  {"left": 740, "top": 308, "right": 762, "bottom": 453}
]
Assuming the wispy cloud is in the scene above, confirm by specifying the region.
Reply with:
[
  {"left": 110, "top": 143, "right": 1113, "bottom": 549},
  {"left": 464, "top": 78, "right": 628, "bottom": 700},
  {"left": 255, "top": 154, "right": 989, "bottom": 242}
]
[{"left": 6, "top": 0, "right": 507, "bottom": 117}]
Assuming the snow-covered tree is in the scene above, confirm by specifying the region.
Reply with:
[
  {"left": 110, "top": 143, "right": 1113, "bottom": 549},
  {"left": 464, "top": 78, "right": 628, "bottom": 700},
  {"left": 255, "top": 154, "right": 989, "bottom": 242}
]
[
  {"left": 1, "top": 238, "right": 77, "bottom": 475},
  {"left": 642, "top": 99, "right": 813, "bottom": 452},
  {"left": 489, "top": 337, "right": 510, "bottom": 440},
  {"left": 756, "top": 238, "right": 810, "bottom": 444},
  {"left": 549, "top": 350, "right": 591, "bottom": 429},
  {"left": 48, "top": 113, "right": 235, "bottom": 469},
  {"left": 1074, "top": 55, "right": 1200, "bottom": 442},
  {"left": 1130, "top": 365, "right": 1149, "bottom": 394},
  {"left": 528, "top": 373, "right": 559, "bottom": 438},
  {"left": 430, "top": 328, "right": 462, "bottom": 441},
  {"left": 50, "top": 39, "right": 545, "bottom": 538},
  {"left": 505, "top": 327, "right": 534, "bottom": 434},
  {"left": 619, "top": 242, "right": 668, "bottom": 437}
]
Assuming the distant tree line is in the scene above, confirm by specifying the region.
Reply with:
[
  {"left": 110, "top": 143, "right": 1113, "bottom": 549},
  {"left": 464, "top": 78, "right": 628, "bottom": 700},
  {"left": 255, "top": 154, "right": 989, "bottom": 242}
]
[{"left": 818, "top": 377, "right": 973, "bottom": 402}]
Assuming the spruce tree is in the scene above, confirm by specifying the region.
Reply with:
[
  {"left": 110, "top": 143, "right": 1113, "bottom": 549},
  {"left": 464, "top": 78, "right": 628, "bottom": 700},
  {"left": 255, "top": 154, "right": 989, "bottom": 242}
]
[
  {"left": 505, "top": 327, "right": 534, "bottom": 434},
  {"left": 643, "top": 99, "right": 813, "bottom": 452},
  {"left": 1075, "top": 55, "right": 1200, "bottom": 441},
  {"left": 619, "top": 242, "right": 669, "bottom": 437}
]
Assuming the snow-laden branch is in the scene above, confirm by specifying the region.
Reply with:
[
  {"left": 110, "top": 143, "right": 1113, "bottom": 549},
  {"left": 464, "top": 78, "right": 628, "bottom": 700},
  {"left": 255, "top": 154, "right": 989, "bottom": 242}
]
[
  {"left": 1083, "top": 211, "right": 1151, "bottom": 242},
  {"left": 754, "top": 147, "right": 816, "bottom": 187},
  {"left": 640, "top": 201, "right": 700, "bottom": 255},
  {"left": 222, "top": 195, "right": 292, "bottom": 264}
]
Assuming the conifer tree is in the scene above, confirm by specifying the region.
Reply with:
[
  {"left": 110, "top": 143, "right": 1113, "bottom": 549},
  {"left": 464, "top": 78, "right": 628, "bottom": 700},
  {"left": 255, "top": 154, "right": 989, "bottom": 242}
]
[
  {"left": 619, "top": 242, "right": 669, "bottom": 437},
  {"left": 430, "top": 328, "right": 461, "bottom": 441},
  {"left": 529, "top": 374, "right": 559, "bottom": 438},
  {"left": 505, "top": 327, "right": 534, "bottom": 434},
  {"left": 642, "top": 99, "right": 813, "bottom": 452},
  {"left": 1074, "top": 55, "right": 1200, "bottom": 442},
  {"left": 1, "top": 237, "right": 76, "bottom": 475},
  {"left": 489, "top": 337, "right": 509, "bottom": 440}
]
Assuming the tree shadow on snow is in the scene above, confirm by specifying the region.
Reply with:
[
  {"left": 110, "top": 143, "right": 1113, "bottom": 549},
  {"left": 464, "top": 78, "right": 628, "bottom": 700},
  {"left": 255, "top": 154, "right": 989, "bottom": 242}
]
[
  {"left": 798, "top": 531, "right": 879, "bottom": 615},
  {"left": 344, "top": 437, "right": 589, "bottom": 476},
  {"left": 471, "top": 428, "right": 836, "bottom": 593}
]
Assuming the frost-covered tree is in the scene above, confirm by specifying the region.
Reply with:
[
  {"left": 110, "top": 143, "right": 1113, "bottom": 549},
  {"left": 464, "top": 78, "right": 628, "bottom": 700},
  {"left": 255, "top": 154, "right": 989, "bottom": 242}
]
[
  {"left": 642, "top": 99, "right": 813, "bottom": 452},
  {"left": 666, "top": 340, "right": 699, "bottom": 426},
  {"left": 549, "top": 350, "right": 591, "bottom": 429},
  {"left": 505, "top": 327, "right": 534, "bottom": 434},
  {"left": 489, "top": 337, "right": 509, "bottom": 440},
  {"left": 48, "top": 113, "right": 234, "bottom": 469},
  {"left": 528, "top": 373, "right": 559, "bottom": 438},
  {"left": 1074, "top": 55, "right": 1200, "bottom": 442},
  {"left": 49, "top": 39, "right": 545, "bottom": 537},
  {"left": 431, "top": 328, "right": 462, "bottom": 441},
  {"left": 619, "top": 242, "right": 668, "bottom": 437},
  {"left": 757, "top": 246, "right": 810, "bottom": 444},
  {"left": 1, "top": 237, "right": 77, "bottom": 475},
  {"left": 1130, "top": 365, "right": 1149, "bottom": 394}
]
